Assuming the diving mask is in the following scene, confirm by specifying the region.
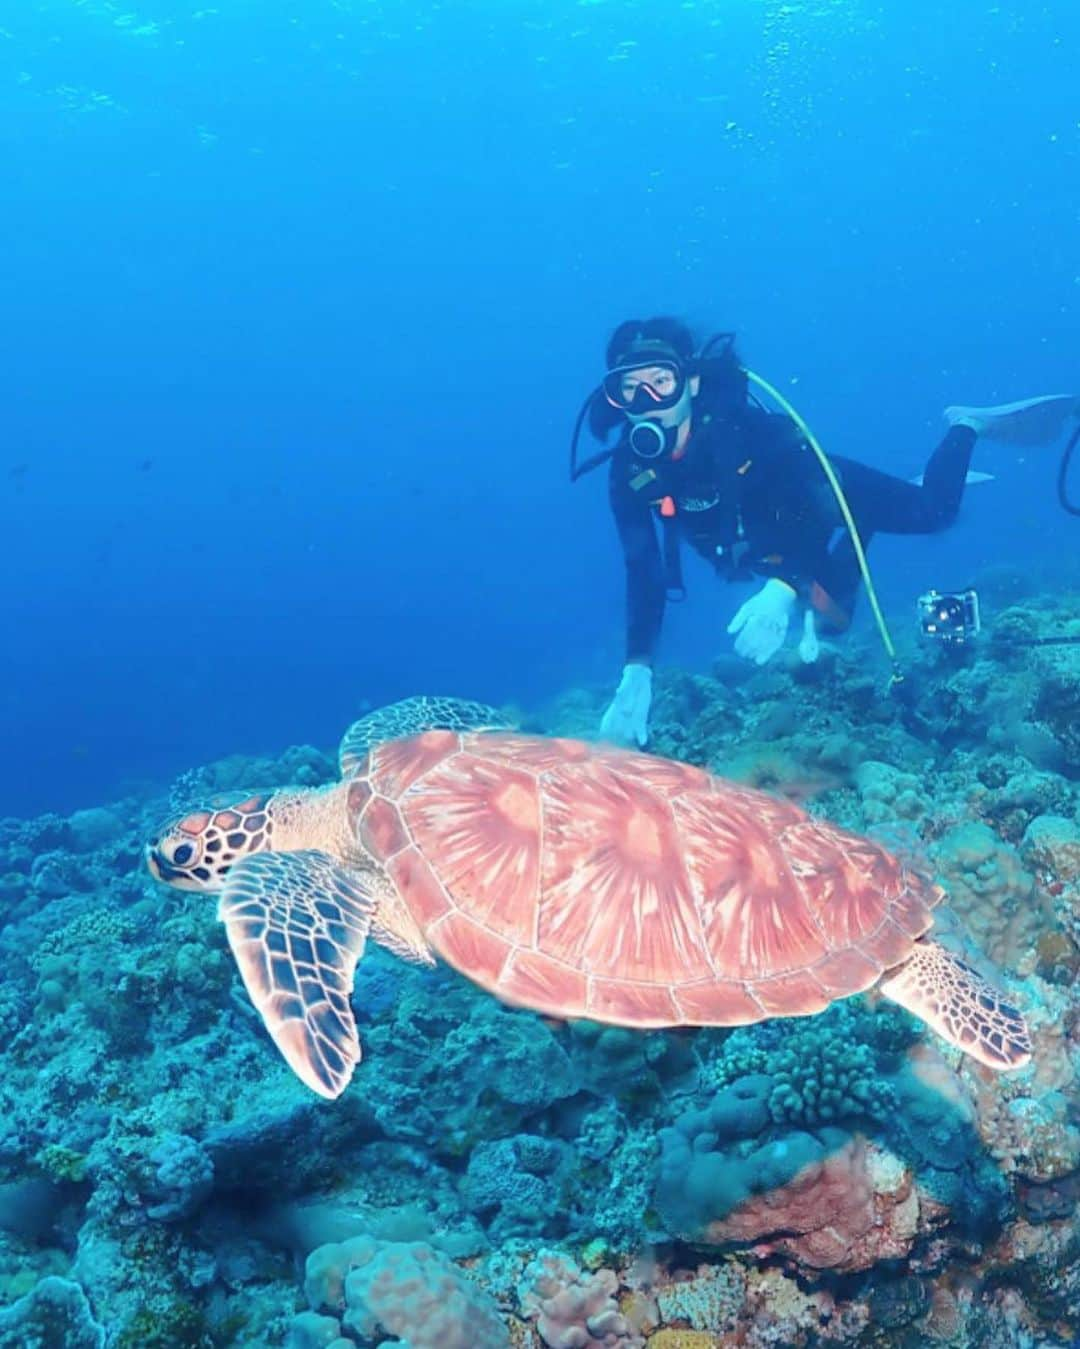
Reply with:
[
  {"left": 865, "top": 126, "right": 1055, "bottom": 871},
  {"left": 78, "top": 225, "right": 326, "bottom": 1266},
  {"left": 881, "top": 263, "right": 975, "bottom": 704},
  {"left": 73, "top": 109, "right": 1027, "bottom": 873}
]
[
  {"left": 603, "top": 351, "right": 693, "bottom": 459},
  {"left": 602, "top": 357, "right": 687, "bottom": 414}
]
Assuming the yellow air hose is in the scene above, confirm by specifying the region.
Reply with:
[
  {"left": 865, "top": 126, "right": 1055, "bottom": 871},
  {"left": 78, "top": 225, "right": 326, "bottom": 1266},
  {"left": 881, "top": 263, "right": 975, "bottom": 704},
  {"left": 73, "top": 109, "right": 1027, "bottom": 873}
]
[{"left": 742, "top": 368, "right": 902, "bottom": 682}]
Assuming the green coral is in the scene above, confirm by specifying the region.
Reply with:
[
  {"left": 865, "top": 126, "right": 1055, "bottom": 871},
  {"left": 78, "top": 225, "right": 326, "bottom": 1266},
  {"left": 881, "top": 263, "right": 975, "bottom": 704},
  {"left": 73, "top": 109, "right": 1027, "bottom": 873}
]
[
  {"left": 579, "top": 1236, "right": 610, "bottom": 1270},
  {"left": 115, "top": 1297, "right": 212, "bottom": 1349},
  {"left": 35, "top": 1144, "right": 88, "bottom": 1184}
]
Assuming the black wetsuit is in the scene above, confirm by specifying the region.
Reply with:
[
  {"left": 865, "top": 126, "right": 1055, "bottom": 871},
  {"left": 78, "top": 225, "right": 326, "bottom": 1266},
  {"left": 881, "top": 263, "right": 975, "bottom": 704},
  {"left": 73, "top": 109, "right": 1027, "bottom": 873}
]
[{"left": 609, "top": 383, "right": 976, "bottom": 663}]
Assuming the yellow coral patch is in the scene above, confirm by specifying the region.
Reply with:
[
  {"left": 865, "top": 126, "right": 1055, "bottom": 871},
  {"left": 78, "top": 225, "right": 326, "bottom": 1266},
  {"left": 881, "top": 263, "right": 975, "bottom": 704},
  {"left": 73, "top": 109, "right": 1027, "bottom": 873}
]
[{"left": 646, "top": 1331, "right": 720, "bottom": 1349}]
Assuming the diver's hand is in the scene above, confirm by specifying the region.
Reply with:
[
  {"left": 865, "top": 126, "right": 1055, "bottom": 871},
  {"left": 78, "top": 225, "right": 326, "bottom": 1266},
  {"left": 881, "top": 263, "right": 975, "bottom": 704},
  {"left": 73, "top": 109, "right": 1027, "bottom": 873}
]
[
  {"left": 727, "top": 579, "right": 797, "bottom": 666},
  {"left": 599, "top": 663, "right": 652, "bottom": 747},
  {"left": 798, "top": 608, "right": 820, "bottom": 664}
]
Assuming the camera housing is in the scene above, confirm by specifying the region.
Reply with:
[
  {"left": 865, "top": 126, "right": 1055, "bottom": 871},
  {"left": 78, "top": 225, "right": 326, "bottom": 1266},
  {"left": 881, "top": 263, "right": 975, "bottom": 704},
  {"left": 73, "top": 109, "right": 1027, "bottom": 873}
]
[{"left": 917, "top": 589, "right": 981, "bottom": 644}]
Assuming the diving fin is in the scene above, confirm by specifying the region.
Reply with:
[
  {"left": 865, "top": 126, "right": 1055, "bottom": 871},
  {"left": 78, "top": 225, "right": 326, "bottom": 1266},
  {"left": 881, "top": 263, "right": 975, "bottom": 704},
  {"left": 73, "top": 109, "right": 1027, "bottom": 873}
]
[
  {"left": 945, "top": 394, "right": 1079, "bottom": 447},
  {"left": 909, "top": 469, "right": 995, "bottom": 487}
]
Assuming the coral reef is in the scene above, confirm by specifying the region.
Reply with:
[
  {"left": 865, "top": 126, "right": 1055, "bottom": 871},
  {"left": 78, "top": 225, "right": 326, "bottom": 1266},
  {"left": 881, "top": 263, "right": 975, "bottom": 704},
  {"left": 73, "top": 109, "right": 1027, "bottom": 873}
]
[{"left": 2, "top": 585, "right": 1080, "bottom": 1344}]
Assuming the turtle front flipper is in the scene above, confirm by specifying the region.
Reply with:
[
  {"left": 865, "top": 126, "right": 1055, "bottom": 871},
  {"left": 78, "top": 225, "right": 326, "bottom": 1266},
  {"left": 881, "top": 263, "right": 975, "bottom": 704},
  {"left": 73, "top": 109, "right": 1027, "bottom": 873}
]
[
  {"left": 218, "top": 850, "right": 378, "bottom": 1099},
  {"left": 339, "top": 695, "right": 514, "bottom": 777},
  {"left": 879, "top": 940, "right": 1032, "bottom": 1071}
]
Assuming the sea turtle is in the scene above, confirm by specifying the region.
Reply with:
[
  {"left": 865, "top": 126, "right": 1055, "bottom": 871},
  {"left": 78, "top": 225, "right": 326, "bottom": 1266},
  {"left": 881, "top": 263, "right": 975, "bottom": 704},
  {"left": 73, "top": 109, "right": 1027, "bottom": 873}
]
[{"left": 146, "top": 697, "right": 1032, "bottom": 1099}]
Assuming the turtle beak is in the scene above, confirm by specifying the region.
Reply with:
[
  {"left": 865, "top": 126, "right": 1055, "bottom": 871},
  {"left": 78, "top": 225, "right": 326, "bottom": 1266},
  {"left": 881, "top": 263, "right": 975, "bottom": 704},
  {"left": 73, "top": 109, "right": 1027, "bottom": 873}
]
[
  {"left": 146, "top": 845, "right": 179, "bottom": 883},
  {"left": 146, "top": 844, "right": 215, "bottom": 891}
]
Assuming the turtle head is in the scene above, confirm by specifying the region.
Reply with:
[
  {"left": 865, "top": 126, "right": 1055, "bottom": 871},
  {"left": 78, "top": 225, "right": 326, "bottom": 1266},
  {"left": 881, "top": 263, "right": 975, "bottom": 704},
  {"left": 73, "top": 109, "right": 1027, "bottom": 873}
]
[{"left": 146, "top": 795, "right": 274, "bottom": 891}]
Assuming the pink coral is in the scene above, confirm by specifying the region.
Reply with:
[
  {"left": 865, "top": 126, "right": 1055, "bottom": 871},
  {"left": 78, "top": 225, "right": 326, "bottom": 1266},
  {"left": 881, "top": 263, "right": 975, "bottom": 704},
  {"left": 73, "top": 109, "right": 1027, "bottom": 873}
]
[
  {"left": 906, "top": 1041, "right": 976, "bottom": 1119},
  {"left": 519, "top": 1251, "right": 644, "bottom": 1349},
  {"left": 701, "top": 1135, "right": 927, "bottom": 1273},
  {"left": 303, "top": 1235, "right": 509, "bottom": 1349},
  {"left": 962, "top": 979, "right": 1079, "bottom": 1183},
  {"left": 971, "top": 1078, "right": 1080, "bottom": 1183},
  {"left": 744, "top": 1267, "right": 842, "bottom": 1346}
]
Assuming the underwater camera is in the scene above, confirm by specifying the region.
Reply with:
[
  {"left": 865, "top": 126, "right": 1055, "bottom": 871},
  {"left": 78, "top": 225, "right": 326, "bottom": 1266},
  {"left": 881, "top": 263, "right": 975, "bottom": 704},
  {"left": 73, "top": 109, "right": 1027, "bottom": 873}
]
[{"left": 917, "top": 589, "right": 981, "bottom": 645}]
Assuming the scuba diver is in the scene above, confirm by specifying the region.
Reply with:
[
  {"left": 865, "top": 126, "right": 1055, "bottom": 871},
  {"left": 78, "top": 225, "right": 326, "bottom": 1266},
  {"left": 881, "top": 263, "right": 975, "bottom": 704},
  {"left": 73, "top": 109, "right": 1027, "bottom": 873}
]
[{"left": 569, "top": 316, "right": 1078, "bottom": 747}]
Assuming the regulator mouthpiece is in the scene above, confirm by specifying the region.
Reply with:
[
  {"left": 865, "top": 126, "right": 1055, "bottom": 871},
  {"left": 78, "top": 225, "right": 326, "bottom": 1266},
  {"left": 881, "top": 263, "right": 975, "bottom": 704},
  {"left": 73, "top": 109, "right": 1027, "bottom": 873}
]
[{"left": 628, "top": 419, "right": 677, "bottom": 458}]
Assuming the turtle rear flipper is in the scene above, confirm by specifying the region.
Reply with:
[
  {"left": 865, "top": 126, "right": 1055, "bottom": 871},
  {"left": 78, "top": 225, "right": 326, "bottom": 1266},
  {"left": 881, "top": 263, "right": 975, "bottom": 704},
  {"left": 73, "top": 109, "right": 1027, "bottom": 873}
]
[
  {"left": 218, "top": 851, "right": 377, "bottom": 1098},
  {"left": 879, "top": 940, "right": 1032, "bottom": 1071},
  {"left": 339, "top": 695, "right": 514, "bottom": 777}
]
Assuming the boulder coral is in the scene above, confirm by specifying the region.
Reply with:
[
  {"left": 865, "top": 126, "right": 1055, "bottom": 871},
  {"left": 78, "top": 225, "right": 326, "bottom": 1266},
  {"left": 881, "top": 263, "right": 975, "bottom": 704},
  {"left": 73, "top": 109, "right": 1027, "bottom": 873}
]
[
  {"left": 302, "top": 1235, "right": 509, "bottom": 1349},
  {"left": 930, "top": 821, "right": 1047, "bottom": 973}
]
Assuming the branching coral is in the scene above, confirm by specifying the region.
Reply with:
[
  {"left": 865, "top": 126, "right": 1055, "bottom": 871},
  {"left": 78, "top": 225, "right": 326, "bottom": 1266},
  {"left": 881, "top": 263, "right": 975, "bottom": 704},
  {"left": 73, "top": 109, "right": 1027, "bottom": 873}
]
[
  {"left": 767, "top": 1027, "right": 894, "bottom": 1126},
  {"left": 519, "top": 1250, "right": 644, "bottom": 1349},
  {"left": 700, "top": 1002, "right": 907, "bottom": 1128}
]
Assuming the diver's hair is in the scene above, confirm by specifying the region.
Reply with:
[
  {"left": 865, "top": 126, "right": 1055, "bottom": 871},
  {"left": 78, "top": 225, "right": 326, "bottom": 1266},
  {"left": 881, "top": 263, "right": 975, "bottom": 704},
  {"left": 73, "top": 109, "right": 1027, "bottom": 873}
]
[
  {"left": 605, "top": 316, "right": 696, "bottom": 368},
  {"left": 588, "top": 316, "right": 744, "bottom": 441}
]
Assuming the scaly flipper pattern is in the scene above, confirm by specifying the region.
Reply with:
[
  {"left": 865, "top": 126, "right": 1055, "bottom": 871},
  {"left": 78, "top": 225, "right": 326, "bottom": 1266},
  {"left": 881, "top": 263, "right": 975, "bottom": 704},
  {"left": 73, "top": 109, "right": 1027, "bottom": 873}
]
[
  {"left": 879, "top": 939, "right": 1032, "bottom": 1070},
  {"left": 338, "top": 695, "right": 514, "bottom": 777},
  {"left": 218, "top": 851, "right": 377, "bottom": 1098}
]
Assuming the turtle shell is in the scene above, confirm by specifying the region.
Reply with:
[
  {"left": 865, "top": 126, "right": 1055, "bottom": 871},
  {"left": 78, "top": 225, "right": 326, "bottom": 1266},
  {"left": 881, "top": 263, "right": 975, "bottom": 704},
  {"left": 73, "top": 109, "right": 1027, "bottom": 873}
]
[{"left": 347, "top": 731, "right": 943, "bottom": 1027}]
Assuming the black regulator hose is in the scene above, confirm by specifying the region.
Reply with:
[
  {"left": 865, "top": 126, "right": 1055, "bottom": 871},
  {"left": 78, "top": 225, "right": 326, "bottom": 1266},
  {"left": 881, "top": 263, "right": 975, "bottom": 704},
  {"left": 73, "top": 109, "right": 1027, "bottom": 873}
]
[{"left": 1059, "top": 419, "right": 1080, "bottom": 516}]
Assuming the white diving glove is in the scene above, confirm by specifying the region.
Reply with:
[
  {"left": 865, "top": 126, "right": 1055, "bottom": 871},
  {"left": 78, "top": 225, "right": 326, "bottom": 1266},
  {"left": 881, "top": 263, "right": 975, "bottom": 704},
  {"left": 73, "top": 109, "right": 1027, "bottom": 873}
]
[
  {"left": 599, "top": 663, "right": 653, "bottom": 747},
  {"left": 798, "top": 608, "right": 820, "bottom": 664},
  {"left": 727, "top": 578, "right": 797, "bottom": 666}
]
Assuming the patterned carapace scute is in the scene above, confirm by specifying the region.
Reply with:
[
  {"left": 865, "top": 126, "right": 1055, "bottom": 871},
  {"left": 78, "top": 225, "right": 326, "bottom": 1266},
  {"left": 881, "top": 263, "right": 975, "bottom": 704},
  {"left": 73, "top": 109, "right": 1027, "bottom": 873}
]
[
  {"left": 338, "top": 696, "right": 514, "bottom": 779},
  {"left": 348, "top": 732, "right": 944, "bottom": 1030}
]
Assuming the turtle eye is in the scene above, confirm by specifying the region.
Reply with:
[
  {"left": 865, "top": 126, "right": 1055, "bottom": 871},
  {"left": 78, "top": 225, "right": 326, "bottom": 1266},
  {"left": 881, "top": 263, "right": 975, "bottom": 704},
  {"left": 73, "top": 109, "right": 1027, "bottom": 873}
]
[{"left": 171, "top": 842, "right": 196, "bottom": 866}]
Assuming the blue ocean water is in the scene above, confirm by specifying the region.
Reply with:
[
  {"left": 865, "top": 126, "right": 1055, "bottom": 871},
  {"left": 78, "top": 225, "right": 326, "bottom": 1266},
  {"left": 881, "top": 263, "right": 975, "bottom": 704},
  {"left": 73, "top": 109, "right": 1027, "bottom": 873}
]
[
  {"left": 2, "top": 0, "right": 1077, "bottom": 818},
  {"left": 4, "top": 9, "right": 1080, "bottom": 1346}
]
